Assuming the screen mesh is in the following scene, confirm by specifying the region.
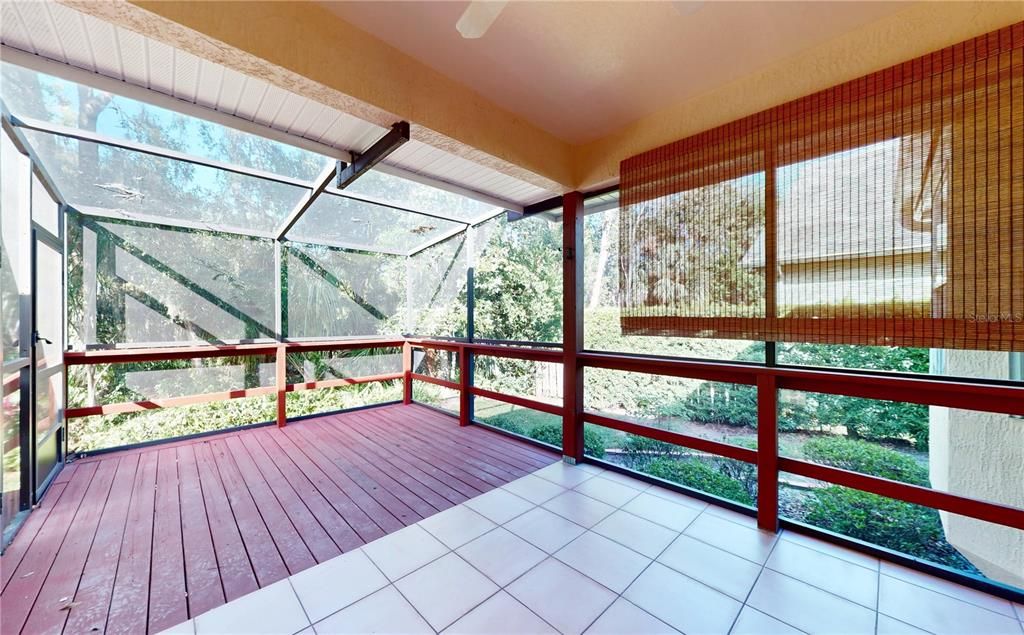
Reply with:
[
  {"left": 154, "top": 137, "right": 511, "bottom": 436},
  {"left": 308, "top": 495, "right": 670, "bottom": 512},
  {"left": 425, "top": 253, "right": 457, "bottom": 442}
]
[
  {"left": 69, "top": 212, "right": 276, "bottom": 346},
  {"left": 620, "top": 23, "right": 1023, "bottom": 351}
]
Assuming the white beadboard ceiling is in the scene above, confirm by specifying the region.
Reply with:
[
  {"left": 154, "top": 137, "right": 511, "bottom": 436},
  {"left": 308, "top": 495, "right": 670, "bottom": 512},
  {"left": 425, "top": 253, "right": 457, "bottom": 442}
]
[{"left": 0, "top": 1, "right": 554, "bottom": 208}]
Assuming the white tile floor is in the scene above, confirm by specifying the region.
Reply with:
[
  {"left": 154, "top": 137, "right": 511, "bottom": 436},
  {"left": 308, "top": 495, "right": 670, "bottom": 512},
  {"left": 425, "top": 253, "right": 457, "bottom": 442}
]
[{"left": 164, "top": 461, "right": 1024, "bottom": 635}]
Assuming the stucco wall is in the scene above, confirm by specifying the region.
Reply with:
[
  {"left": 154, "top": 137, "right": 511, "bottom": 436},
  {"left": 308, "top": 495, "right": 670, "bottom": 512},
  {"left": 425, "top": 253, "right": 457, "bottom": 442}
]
[{"left": 930, "top": 350, "right": 1024, "bottom": 588}]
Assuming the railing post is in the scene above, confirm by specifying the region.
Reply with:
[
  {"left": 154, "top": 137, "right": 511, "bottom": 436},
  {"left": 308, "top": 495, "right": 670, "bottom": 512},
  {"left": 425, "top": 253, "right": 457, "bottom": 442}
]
[
  {"left": 466, "top": 261, "right": 476, "bottom": 424},
  {"left": 562, "top": 192, "right": 585, "bottom": 462},
  {"left": 402, "top": 341, "right": 413, "bottom": 405},
  {"left": 757, "top": 373, "right": 779, "bottom": 532},
  {"left": 276, "top": 344, "right": 287, "bottom": 427},
  {"left": 459, "top": 345, "right": 471, "bottom": 426}
]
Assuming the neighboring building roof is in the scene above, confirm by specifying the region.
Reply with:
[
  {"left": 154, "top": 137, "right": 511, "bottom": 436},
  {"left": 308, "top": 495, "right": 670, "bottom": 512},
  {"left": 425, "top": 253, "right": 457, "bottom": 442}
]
[{"left": 742, "top": 139, "right": 942, "bottom": 268}]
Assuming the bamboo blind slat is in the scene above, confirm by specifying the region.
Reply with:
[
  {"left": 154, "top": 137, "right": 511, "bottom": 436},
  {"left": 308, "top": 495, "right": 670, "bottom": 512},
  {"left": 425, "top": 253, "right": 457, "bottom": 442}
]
[{"left": 620, "top": 22, "right": 1024, "bottom": 351}]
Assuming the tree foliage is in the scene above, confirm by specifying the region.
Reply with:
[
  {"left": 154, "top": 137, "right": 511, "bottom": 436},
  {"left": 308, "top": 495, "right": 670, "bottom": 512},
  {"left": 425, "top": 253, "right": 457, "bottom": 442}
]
[
  {"left": 802, "top": 437, "right": 929, "bottom": 486},
  {"left": 646, "top": 457, "right": 754, "bottom": 506},
  {"left": 622, "top": 180, "right": 764, "bottom": 313},
  {"left": 800, "top": 487, "right": 978, "bottom": 572}
]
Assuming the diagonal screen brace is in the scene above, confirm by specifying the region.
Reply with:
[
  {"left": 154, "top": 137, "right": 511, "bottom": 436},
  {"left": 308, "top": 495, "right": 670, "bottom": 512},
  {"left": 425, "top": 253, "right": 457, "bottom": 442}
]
[{"left": 336, "top": 121, "right": 411, "bottom": 190}]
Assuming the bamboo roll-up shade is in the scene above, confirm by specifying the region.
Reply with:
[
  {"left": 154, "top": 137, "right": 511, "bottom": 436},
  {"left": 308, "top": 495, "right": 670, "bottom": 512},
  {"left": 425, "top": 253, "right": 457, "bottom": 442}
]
[{"left": 619, "top": 23, "right": 1024, "bottom": 351}]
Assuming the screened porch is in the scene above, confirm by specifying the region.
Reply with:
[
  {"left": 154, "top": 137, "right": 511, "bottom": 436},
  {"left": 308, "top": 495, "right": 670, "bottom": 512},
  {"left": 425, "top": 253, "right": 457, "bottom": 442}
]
[{"left": 2, "top": 3, "right": 1024, "bottom": 635}]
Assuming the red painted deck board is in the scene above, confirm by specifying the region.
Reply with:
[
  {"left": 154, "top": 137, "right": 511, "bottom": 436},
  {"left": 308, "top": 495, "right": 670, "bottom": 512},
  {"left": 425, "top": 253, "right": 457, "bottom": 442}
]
[
  {"left": 147, "top": 448, "right": 188, "bottom": 634},
  {"left": 174, "top": 444, "right": 225, "bottom": 618},
  {"left": 1, "top": 481, "right": 67, "bottom": 593},
  {"left": 1, "top": 462, "right": 97, "bottom": 635},
  {"left": 21, "top": 458, "right": 117, "bottom": 635},
  {"left": 0, "top": 404, "right": 557, "bottom": 633},
  {"left": 105, "top": 451, "right": 157, "bottom": 635},
  {"left": 192, "top": 442, "right": 259, "bottom": 602},
  {"left": 62, "top": 455, "right": 138, "bottom": 634},
  {"left": 222, "top": 435, "right": 317, "bottom": 575}
]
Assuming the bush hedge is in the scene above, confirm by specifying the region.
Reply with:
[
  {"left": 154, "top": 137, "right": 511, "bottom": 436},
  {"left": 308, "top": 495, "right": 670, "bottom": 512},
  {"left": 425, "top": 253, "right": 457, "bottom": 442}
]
[
  {"left": 645, "top": 458, "right": 754, "bottom": 506},
  {"left": 801, "top": 486, "right": 978, "bottom": 572},
  {"left": 481, "top": 413, "right": 607, "bottom": 458},
  {"left": 802, "top": 437, "right": 929, "bottom": 486}
]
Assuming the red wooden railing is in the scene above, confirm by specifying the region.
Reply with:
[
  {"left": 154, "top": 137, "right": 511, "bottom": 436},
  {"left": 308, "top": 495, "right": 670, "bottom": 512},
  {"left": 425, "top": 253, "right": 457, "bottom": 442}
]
[
  {"left": 64, "top": 338, "right": 405, "bottom": 425},
  {"left": 54, "top": 190, "right": 1024, "bottom": 599},
  {"left": 60, "top": 331, "right": 1024, "bottom": 595},
  {"left": 408, "top": 338, "right": 1024, "bottom": 535}
]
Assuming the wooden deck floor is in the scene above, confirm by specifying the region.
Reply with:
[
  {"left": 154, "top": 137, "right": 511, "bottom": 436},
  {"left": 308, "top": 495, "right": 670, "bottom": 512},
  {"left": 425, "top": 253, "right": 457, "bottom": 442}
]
[{"left": 0, "top": 403, "right": 558, "bottom": 634}]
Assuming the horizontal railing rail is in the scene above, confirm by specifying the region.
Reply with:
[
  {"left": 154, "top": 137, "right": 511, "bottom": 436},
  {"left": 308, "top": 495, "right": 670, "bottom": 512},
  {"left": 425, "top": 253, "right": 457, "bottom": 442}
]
[
  {"left": 65, "top": 337, "right": 406, "bottom": 366},
  {"left": 65, "top": 338, "right": 406, "bottom": 426},
  {"left": 409, "top": 338, "right": 1024, "bottom": 541},
  {"left": 579, "top": 351, "right": 1024, "bottom": 416}
]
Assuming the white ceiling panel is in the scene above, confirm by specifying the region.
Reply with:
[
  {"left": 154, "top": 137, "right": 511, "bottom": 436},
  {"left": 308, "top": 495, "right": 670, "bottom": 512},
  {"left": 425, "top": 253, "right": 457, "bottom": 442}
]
[
  {"left": 194, "top": 61, "right": 224, "bottom": 110},
  {"left": 0, "top": 4, "right": 30, "bottom": 53},
  {"left": 116, "top": 28, "right": 148, "bottom": 86},
  {"left": 85, "top": 17, "right": 120, "bottom": 79},
  {"left": 0, "top": 1, "right": 557, "bottom": 209},
  {"left": 217, "top": 68, "right": 246, "bottom": 115},
  {"left": 172, "top": 49, "right": 202, "bottom": 103}
]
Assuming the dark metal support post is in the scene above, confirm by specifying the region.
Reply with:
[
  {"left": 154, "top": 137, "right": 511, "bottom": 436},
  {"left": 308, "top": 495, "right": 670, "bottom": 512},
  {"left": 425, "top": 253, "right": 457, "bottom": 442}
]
[
  {"left": 335, "top": 122, "right": 410, "bottom": 190},
  {"left": 275, "top": 241, "right": 287, "bottom": 340},
  {"left": 21, "top": 231, "right": 37, "bottom": 506},
  {"left": 562, "top": 192, "right": 585, "bottom": 462}
]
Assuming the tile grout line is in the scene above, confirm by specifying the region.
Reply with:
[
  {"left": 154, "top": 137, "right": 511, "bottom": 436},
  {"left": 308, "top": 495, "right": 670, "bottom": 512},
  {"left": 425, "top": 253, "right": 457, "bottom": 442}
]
[
  {"left": 728, "top": 528, "right": 810, "bottom": 635},
  {"left": 574, "top": 492, "right": 701, "bottom": 635},
  {"left": 874, "top": 561, "right": 882, "bottom": 634},
  {"left": 284, "top": 577, "right": 313, "bottom": 633},
  {"left": 204, "top": 463, "right": 1021, "bottom": 635},
  {"left": 776, "top": 528, "right": 881, "bottom": 573},
  {"left": 477, "top": 464, "right": 675, "bottom": 633},
  {"left": 876, "top": 568, "right": 1021, "bottom": 620},
  {"left": 363, "top": 539, "right": 445, "bottom": 634}
]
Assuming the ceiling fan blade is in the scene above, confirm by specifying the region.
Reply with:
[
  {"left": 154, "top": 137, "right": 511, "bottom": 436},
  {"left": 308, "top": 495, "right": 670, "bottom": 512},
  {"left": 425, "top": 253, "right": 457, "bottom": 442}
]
[
  {"left": 456, "top": 1, "right": 508, "bottom": 39},
  {"left": 672, "top": 1, "right": 704, "bottom": 17}
]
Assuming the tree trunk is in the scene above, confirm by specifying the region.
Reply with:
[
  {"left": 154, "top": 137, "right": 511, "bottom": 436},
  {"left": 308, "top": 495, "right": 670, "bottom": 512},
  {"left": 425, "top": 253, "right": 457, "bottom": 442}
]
[{"left": 588, "top": 209, "right": 616, "bottom": 310}]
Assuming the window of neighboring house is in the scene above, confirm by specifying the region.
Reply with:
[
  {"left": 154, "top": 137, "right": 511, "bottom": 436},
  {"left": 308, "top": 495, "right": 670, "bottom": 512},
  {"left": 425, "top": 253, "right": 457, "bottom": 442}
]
[
  {"left": 1011, "top": 352, "right": 1023, "bottom": 382},
  {"left": 1010, "top": 352, "right": 1023, "bottom": 419}
]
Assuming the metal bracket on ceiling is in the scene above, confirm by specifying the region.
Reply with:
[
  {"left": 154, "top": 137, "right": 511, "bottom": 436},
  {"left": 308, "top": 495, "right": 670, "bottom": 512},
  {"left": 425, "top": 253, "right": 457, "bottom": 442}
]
[{"left": 335, "top": 121, "right": 411, "bottom": 190}]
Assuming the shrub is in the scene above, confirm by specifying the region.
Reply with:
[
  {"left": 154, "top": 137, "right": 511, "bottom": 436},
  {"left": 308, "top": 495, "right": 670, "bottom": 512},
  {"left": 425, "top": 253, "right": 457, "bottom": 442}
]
[
  {"left": 645, "top": 458, "right": 754, "bottom": 505},
  {"left": 617, "top": 434, "right": 686, "bottom": 470},
  {"left": 483, "top": 416, "right": 526, "bottom": 437},
  {"left": 802, "top": 486, "right": 978, "bottom": 572},
  {"left": 662, "top": 345, "right": 930, "bottom": 449},
  {"left": 665, "top": 382, "right": 758, "bottom": 428},
  {"left": 524, "top": 422, "right": 607, "bottom": 458},
  {"left": 802, "top": 437, "right": 929, "bottom": 486},
  {"left": 525, "top": 421, "right": 562, "bottom": 447},
  {"left": 482, "top": 414, "right": 607, "bottom": 458}
]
